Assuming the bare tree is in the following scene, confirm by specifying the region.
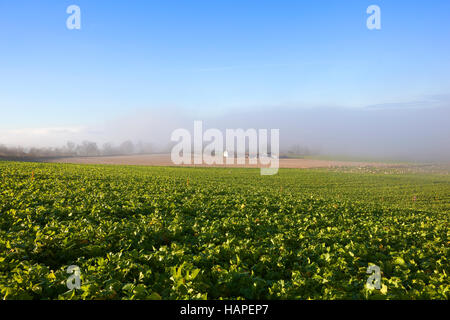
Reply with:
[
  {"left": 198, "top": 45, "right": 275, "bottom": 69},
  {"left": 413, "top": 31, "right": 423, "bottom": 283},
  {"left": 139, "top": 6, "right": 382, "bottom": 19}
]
[
  {"left": 102, "top": 142, "right": 118, "bottom": 156},
  {"left": 77, "top": 141, "right": 100, "bottom": 157},
  {"left": 136, "top": 141, "right": 153, "bottom": 154},
  {"left": 66, "top": 141, "right": 76, "bottom": 154},
  {"left": 119, "top": 140, "right": 135, "bottom": 155}
]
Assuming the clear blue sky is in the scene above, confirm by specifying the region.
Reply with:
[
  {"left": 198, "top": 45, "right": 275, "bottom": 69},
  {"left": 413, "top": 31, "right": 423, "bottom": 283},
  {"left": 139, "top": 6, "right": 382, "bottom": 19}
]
[{"left": 1, "top": 0, "right": 449, "bottom": 129}]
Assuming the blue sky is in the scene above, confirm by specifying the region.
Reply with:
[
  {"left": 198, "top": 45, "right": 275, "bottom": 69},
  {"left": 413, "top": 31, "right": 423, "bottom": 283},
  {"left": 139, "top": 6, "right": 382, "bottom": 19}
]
[{"left": 0, "top": 0, "right": 449, "bottom": 131}]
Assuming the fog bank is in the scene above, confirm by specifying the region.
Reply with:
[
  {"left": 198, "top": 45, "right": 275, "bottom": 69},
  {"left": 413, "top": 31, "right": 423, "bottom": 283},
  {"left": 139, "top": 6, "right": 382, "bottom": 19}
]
[{"left": 1, "top": 104, "right": 449, "bottom": 162}]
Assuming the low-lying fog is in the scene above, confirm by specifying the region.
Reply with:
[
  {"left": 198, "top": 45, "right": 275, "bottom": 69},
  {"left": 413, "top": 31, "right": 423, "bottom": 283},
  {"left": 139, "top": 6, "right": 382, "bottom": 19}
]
[{"left": 1, "top": 101, "right": 449, "bottom": 162}]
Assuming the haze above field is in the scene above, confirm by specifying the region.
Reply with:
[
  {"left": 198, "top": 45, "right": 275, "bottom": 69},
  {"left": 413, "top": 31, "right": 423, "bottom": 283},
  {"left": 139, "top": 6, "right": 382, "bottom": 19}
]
[{"left": 1, "top": 1, "right": 449, "bottom": 161}]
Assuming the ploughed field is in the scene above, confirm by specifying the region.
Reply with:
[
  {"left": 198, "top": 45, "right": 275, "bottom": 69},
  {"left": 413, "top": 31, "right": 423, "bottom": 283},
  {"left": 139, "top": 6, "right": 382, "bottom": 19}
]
[
  {"left": 0, "top": 161, "right": 448, "bottom": 299},
  {"left": 48, "top": 153, "right": 400, "bottom": 169}
]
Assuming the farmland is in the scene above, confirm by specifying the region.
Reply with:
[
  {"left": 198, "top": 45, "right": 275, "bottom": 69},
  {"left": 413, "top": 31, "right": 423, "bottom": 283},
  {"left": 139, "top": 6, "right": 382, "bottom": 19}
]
[{"left": 0, "top": 161, "right": 448, "bottom": 299}]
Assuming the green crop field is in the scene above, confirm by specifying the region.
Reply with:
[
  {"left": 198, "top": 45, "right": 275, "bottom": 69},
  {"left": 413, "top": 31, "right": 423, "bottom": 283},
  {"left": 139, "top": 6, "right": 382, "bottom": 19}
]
[{"left": 0, "top": 161, "right": 448, "bottom": 300}]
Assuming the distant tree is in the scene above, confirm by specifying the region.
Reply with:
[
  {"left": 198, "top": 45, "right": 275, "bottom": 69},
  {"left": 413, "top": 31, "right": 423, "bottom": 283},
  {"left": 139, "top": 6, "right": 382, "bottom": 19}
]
[
  {"left": 119, "top": 140, "right": 135, "bottom": 155},
  {"left": 102, "top": 142, "right": 118, "bottom": 156},
  {"left": 66, "top": 141, "right": 76, "bottom": 154},
  {"left": 136, "top": 141, "right": 153, "bottom": 154},
  {"left": 0, "top": 144, "right": 7, "bottom": 156},
  {"left": 77, "top": 141, "right": 100, "bottom": 157}
]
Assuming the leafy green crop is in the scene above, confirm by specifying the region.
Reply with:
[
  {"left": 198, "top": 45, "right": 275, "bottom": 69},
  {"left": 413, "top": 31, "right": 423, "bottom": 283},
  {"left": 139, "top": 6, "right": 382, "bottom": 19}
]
[{"left": 0, "top": 161, "right": 448, "bottom": 299}]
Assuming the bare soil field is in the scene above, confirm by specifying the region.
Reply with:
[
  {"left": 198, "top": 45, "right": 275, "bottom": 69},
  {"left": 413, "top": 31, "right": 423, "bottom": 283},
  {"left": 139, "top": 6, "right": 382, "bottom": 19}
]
[{"left": 46, "top": 153, "right": 404, "bottom": 169}]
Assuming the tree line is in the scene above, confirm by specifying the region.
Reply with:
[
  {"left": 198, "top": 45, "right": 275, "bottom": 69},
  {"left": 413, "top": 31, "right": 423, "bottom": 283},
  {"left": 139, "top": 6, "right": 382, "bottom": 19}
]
[{"left": 0, "top": 140, "right": 155, "bottom": 160}]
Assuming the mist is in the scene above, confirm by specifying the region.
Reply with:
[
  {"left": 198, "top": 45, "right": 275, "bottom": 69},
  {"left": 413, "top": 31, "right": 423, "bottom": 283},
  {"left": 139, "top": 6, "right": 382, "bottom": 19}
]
[{"left": 1, "top": 102, "right": 449, "bottom": 162}]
